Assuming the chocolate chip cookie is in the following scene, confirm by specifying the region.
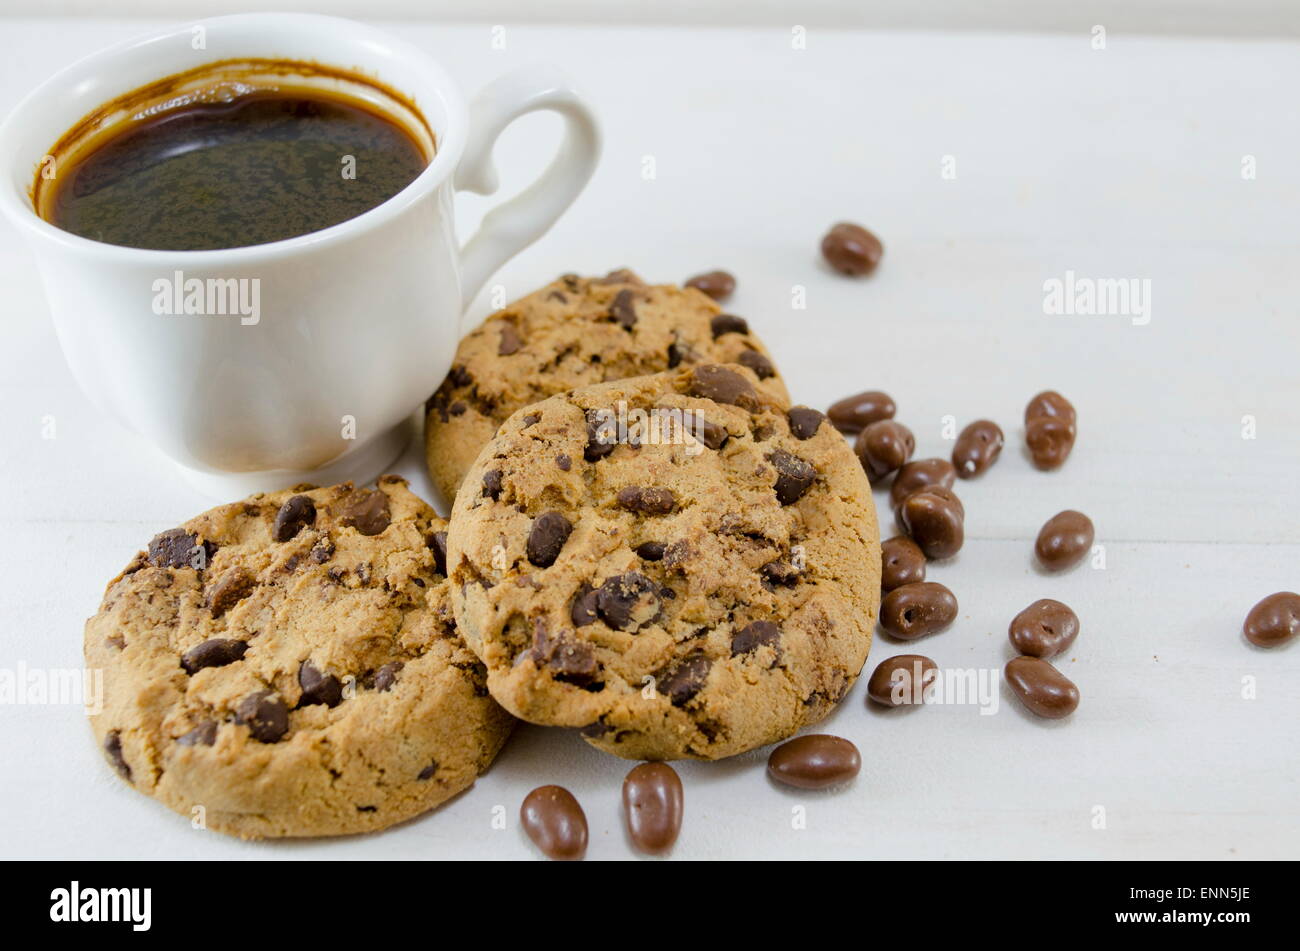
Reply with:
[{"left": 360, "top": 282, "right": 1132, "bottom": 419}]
[
  {"left": 446, "top": 365, "right": 880, "bottom": 760},
  {"left": 424, "top": 270, "right": 789, "bottom": 505},
  {"left": 84, "top": 477, "right": 514, "bottom": 839}
]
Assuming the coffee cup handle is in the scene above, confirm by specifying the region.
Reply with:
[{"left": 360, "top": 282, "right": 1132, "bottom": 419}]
[{"left": 454, "top": 66, "right": 600, "bottom": 315}]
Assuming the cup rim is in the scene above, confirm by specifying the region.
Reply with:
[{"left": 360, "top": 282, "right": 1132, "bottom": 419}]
[{"left": 0, "top": 13, "right": 467, "bottom": 264}]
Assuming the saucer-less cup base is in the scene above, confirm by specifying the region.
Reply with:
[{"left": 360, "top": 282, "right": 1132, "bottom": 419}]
[
  {"left": 168, "top": 414, "right": 415, "bottom": 499},
  {"left": 0, "top": 14, "right": 600, "bottom": 501}
]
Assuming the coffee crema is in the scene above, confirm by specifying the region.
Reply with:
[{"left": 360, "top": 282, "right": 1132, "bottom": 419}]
[{"left": 36, "top": 60, "right": 433, "bottom": 251}]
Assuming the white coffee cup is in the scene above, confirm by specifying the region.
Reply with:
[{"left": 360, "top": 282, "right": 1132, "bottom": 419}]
[{"left": 0, "top": 13, "right": 600, "bottom": 498}]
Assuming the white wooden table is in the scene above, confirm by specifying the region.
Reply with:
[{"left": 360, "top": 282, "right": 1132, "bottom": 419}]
[{"left": 1, "top": 17, "right": 1296, "bottom": 860}]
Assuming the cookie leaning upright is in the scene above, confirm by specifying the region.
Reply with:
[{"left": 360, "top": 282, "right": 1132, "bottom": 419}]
[
  {"left": 424, "top": 270, "right": 789, "bottom": 505},
  {"left": 84, "top": 476, "right": 514, "bottom": 839},
  {"left": 447, "top": 364, "right": 880, "bottom": 761}
]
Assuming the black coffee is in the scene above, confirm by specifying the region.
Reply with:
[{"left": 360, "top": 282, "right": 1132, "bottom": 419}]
[{"left": 46, "top": 88, "right": 428, "bottom": 251}]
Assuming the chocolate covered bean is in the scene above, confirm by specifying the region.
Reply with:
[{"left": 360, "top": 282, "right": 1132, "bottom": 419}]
[
  {"left": 1024, "top": 391, "right": 1076, "bottom": 470},
  {"left": 767, "top": 734, "right": 861, "bottom": 789},
  {"left": 866, "top": 654, "right": 938, "bottom": 707},
  {"left": 827, "top": 390, "right": 896, "bottom": 435},
  {"left": 1243, "top": 592, "right": 1300, "bottom": 647},
  {"left": 1024, "top": 390, "right": 1076, "bottom": 425},
  {"left": 821, "top": 222, "right": 883, "bottom": 276},
  {"left": 880, "top": 582, "right": 958, "bottom": 639},
  {"left": 684, "top": 269, "right": 735, "bottom": 301},
  {"left": 898, "top": 486, "right": 965, "bottom": 560},
  {"left": 1008, "top": 599, "right": 1079, "bottom": 658},
  {"left": 855, "top": 420, "right": 915, "bottom": 482},
  {"left": 1005, "top": 657, "right": 1079, "bottom": 719},
  {"left": 890, "top": 458, "right": 957, "bottom": 509},
  {"left": 952, "top": 420, "right": 1004, "bottom": 478},
  {"left": 880, "top": 535, "right": 927, "bottom": 592},
  {"left": 622, "top": 762, "right": 684, "bottom": 854},
  {"left": 1025, "top": 416, "right": 1076, "bottom": 470},
  {"left": 1035, "top": 510, "right": 1094, "bottom": 571},
  {"left": 521, "top": 785, "right": 588, "bottom": 860}
]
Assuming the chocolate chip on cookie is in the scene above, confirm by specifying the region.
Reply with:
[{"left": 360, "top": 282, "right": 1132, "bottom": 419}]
[
  {"left": 597, "top": 572, "right": 661, "bottom": 630},
  {"left": 530, "top": 620, "right": 600, "bottom": 686},
  {"left": 176, "top": 721, "right": 218, "bottom": 747},
  {"left": 665, "top": 337, "right": 686, "bottom": 368},
  {"left": 617, "top": 486, "right": 677, "bottom": 515},
  {"left": 687, "top": 364, "right": 759, "bottom": 410},
  {"left": 598, "top": 267, "right": 644, "bottom": 286},
  {"left": 298, "top": 661, "right": 343, "bottom": 708},
  {"left": 710, "top": 313, "right": 749, "bottom": 338},
  {"left": 310, "top": 536, "right": 335, "bottom": 564},
  {"left": 482, "top": 469, "right": 504, "bottom": 500},
  {"left": 337, "top": 489, "right": 391, "bottom": 536},
  {"left": 103, "top": 730, "right": 131, "bottom": 781},
  {"left": 498, "top": 323, "right": 522, "bottom": 355},
  {"left": 428, "top": 531, "right": 449, "bottom": 576},
  {"left": 737, "top": 349, "right": 775, "bottom": 379},
  {"left": 148, "top": 528, "right": 213, "bottom": 570},
  {"left": 787, "top": 407, "right": 826, "bottom": 440},
  {"left": 585, "top": 409, "right": 617, "bottom": 461},
  {"left": 205, "top": 567, "right": 256, "bottom": 618},
  {"left": 527, "top": 512, "right": 573, "bottom": 567},
  {"left": 611, "top": 289, "right": 638, "bottom": 330},
  {"left": 272, "top": 494, "right": 316, "bottom": 542},
  {"left": 636, "top": 541, "right": 667, "bottom": 561},
  {"left": 769, "top": 449, "right": 816, "bottom": 505},
  {"left": 237, "top": 690, "right": 290, "bottom": 743},
  {"left": 695, "top": 418, "right": 729, "bottom": 451},
  {"left": 371, "top": 661, "right": 404, "bottom": 692},
  {"left": 731, "top": 620, "right": 781, "bottom": 657},
  {"left": 570, "top": 585, "right": 600, "bottom": 627},
  {"left": 658, "top": 654, "right": 711, "bottom": 705},
  {"left": 760, "top": 557, "right": 802, "bottom": 589},
  {"left": 181, "top": 638, "right": 248, "bottom": 674}
]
